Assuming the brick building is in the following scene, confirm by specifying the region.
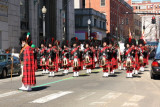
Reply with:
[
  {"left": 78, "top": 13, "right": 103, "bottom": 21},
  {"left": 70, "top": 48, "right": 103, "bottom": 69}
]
[
  {"left": 125, "top": 0, "right": 160, "bottom": 42},
  {"left": 125, "top": 0, "right": 160, "bottom": 14},
  {"left": 83, "top": 0, "right": 134, "bottom": 39}
]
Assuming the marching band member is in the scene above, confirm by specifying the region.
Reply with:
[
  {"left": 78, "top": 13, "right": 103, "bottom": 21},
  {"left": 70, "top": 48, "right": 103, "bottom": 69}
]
[
  {"left": 99, "top": 37, "right": 111, "bottom": 77},
  {"left": 138, "top": 39, "right": 147, "bottom": 72},
  {"left": 19, "top": 32, "right": 36, "bottom": 91},
  {"left": 39, "top": 40, "right": 47, "bottom": 74},
  {"left": 83, "top": 40, "right": 93, "bottom": 74},
  {"left": 94, "top": 40, "right": 100, "bottom": 68},
  {"left": 61, "top": 40, "right": 70, "bottom": 74},
  {"left": 109, "top": 40, "right": 117, "bottom": 74},
  {"left": 124, "top": 38, "right": 133, "bottom": 78},
  {"left": 46, "top": 38, "right": 57, "bottom": 77},
  {"left": 70, "top": 37, "right": 81, "bottom": 77},
  {"left": 131, "top": 39, "right": 140, "bottom": 75}
]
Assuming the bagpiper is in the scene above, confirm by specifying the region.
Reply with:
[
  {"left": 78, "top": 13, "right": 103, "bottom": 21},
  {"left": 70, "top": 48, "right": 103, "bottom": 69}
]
[
  {"left": 70, "top": 37, "right": 81, "bottom": 77},
  {"left": 123, "top": 38, "right": 133, "bottom": 78},
  {"left": 131, "top": 39, "right": 140, "bottom": 75},
  {"left": 99, "top": 37, "right": 111, "bottom": 77},
  {"left": 109, "top": 38, "right": 118, "bottom": 74},
  {"left": 46, "top": 38, "right": 58, "bottom": 77},
  {"left": 93, "top": 40, "right": 100, "bottom": 68},
  {"left": 83, "top": 40, "right": 93, "bottom": 74},
  {"left": 61, "top": 40, "right": 70, "bottom": 74},
  {"left": 19, "top": 32, "right": 36, "bottom": 91},
  {"left": 39, "top": 40, "right": 47, "bottom": 74},
  {"left": 138, "top": 38, "right": 147, "bottom": 72}
]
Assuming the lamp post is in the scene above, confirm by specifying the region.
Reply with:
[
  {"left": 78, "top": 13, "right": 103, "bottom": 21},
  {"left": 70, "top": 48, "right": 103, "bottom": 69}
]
[
  {"left": 42, "top": 6, "right": 47, "bottom": 38},
  {"left": 115, "top": 27, "right": 118, "bottom": 41},
  {"left": 88, "top": 19, "right": 91, "bottom": 40}
]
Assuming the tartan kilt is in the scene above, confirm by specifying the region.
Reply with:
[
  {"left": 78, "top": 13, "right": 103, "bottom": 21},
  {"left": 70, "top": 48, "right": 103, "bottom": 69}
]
[
  {"left": 84, "top": 56, "right": 93, "bottom": 66},
  {"left": 62, "top": 57, "right": 70, "bottom": 67},
  {"left": 71, "top": 58, "right": 81, "bottom": 71},
  {"left": 111, "top": 58, "right": 117, "bottom": 66},
  {"left": 46, "top": 59, "right": 57, "bottom": 71},
  {"left": 22, "top": 46, "right": 36, "bottom": 86},
  {"left": 40, "top": 57, "right": 46, "bottom": 66},
  {"left": 100, "top": 59, "right": 111, "bottom": 68}
]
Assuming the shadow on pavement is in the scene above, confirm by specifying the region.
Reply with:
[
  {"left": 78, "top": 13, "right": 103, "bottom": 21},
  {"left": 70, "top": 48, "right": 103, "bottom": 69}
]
[
  {"left": 35, "top": 74, "right": 45, "bottom": 77},
  {"left": 115, "top": 72, "right": 122, "bottom": 74},
  {"left": 109, "top": 74, "right": 118, "bottom": 77},
  {"left": 133, "top": 75, "right": 141, "bottom": 78},
  {"left": 32, "top": 86, "right": 50, "bottom": 91}
]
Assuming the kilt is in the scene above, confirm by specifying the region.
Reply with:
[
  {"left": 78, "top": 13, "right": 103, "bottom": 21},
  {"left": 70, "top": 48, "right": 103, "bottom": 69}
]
[
  {"left": 84, "top": 56, "right": 93, "bottom": 68},
  {"left": 40, "top": 56, "right": 46, "bottom": 66},
  {"left": 71, "top": 56, "right": 81, "bottom": 72},
  {"left": 22, "top": 46, "right": 36, "bottom": 86},
  {"left": 62, "top": 56, "right": 70, "bottom": 69}
]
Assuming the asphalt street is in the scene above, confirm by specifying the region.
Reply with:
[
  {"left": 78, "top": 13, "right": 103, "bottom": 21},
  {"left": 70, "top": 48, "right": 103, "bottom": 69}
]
[{"left": 0, "top": 61, "right": 160, "bottom": 107}]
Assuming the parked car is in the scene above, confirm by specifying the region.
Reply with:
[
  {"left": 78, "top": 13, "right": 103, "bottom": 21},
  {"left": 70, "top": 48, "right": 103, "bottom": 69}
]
[
  {"left": 151, "top": 42, "right": 160, "bottom": 79},
  {"left": 0, "top": 53, "right": 21, "bottom": 78}
]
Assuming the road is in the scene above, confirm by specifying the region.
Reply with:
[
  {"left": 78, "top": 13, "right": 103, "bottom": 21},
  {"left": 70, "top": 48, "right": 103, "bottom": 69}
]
[{"left": 0, "top": 61, "right": 160, "bottom": 107}]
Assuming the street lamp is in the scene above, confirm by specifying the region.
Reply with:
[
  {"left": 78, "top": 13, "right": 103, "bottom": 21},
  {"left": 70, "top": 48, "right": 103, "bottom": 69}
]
[
  {"left": 42, "top": 6, "right": 47, "bottom": 38},
  {"left": 115, "top": 27, "right": 118, "bottom": 41},
  {"left": 88, "top": 19, "right": 91, "bottom": 40}
]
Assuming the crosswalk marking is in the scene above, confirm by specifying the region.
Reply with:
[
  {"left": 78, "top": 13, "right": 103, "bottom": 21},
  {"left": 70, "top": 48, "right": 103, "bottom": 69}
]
[
  {"left": 129, "top": 95, "right": 144, "bottom": 102},
  {"left": 101, "top": 92, "right": 122, "bottom": 100},
  {"left": 122, "top": 102, "right": 138, "bottom": 106},
  {"left": 78, "top": 92, "right": 96, "bottom": 100},
  {"left": 30, "top": 91, "right": 73, "bottom": 103},
  {"left": 89, "top": 102, "right": 107, "bottom": 105},
  {"left": 0, "top": 91, "right": 21, "bottom": 98}
]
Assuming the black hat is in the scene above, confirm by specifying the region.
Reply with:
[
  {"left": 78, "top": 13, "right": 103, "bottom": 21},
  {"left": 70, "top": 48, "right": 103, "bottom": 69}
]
[
  {"left": 70, "top": 37, "right": 79, "bottom": 47},
  {"left": 47, "top": 37, "right": 54, "bottom": 47},
  {"left": 84, "top": 40, "right": 90, "bottom": 48},
  {"left": 138, "top": 39, "right": 145, "bottom": 46},
  {"left": 19, "top": 32, "right": 32, "bottom": 46},
  {"left": 124, "top": 38, "right": 131, "bottom": 48},
  {"left": 40, "top": 39, "right": 46, "bottom": 46},
  {"left": 61, "top": 40, "right": 69, "bottom": 49},
  {"left": 131, "top": 39, "right": 136, "bottom": 46},
  {"left": 101, "top": 37, "right": 109, "bottom": 46}
]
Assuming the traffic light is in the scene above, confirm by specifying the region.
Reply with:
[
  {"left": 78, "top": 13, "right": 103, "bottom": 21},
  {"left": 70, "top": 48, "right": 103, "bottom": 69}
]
[{"left": 152, "top": 16, "right": 156, "bottom": 24}]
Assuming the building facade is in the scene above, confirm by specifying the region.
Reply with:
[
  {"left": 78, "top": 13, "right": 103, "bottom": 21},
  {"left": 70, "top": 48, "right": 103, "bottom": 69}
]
[
  {"left": 40, "top": 0, "right": 75, "bottom": 42},
  {"left": 125, "top": 0, "right": 160, "bottom": 42},
  {"left": 75, "top": 8, "right": 106, "bottom": 40},
  {"left": 133, "top": 14, "right": 142, "bottom": 39},
  {"left": 83, "top": 0, "right": 134, "bottom": 40},
  {"left": 0, "top": 0, "right": 20, "bottom": 50}
]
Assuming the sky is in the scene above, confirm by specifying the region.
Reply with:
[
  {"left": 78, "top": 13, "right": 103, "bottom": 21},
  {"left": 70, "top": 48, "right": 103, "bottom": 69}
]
[{"left": 132, "top": 0, "right": 160, "bottom": 2}]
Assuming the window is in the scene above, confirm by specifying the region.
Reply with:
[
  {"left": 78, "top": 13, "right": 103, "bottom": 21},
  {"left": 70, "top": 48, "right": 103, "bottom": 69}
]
[
  {"left": 126, "top": 18, "right": 128, "bottom": 25},
  {"left": 94, "top": 19, "right": 97, "bottom": 27},
  {"left": 101, "top": 0, "right": 105, "bottom": 6},
  {"left": 103, "top": 22, "right": 105, "bottom": 29}
]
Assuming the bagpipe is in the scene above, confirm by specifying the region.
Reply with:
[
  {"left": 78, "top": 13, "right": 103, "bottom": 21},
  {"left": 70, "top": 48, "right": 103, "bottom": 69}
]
[
  {"left": 99, "top": 47, "right": 110, "bottom": 67},
  {"left": 62, "top": 49, "right": 70, "bottom": 66},
  {"left": 39, "top": 48, "right": 47, "bottom": 66},
  {"left": 71, "top": 46, "right": 80, "bottom": 68},
  {"left": 83, "top": 49, "right": 93, "bottom": 64},
  {"left": 47, "top": 48, "right": 57, "bottom": 67},
  {"left": 124, "top": 48, "right": 133, "bottom": 69}
]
